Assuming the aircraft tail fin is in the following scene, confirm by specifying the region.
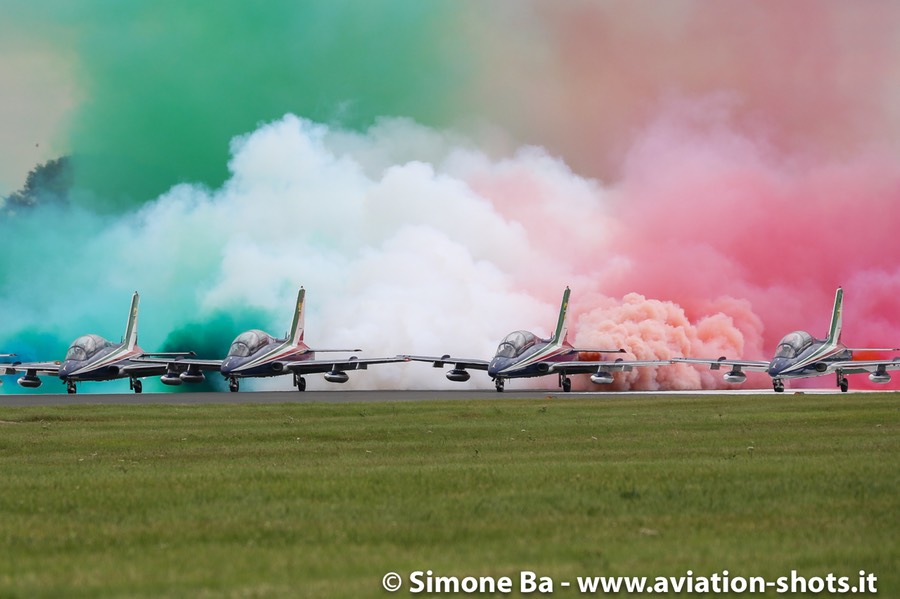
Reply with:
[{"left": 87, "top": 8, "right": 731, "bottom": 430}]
[
  {"left": 825, "top": 287, "right": 843, "bottom": 345},
  {"left": 124, "top": 292, "right": 140, "bottom": 350},
  {"left": 288, "top": 287, "right": 306, "bottom": 347},
  {"left": 551, "top": 287, "right": 571, "bottom": 346}
]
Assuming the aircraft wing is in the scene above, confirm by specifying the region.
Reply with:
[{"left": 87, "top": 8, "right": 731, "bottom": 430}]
[
  {"left": 823, "top": 357, "right": 900, "bottom": 375},
  {"left": 673, "top": 357, "right": 770, "bottom": 372},
  {"left": 401, "top": 354, "right": 490, "bottom": 371},
  {"left": 131, "top": 356, "right": 224, "bottom": 370},
  {"left": 284, "top": 355, "right": 410, "bottom": 374},
  {"left": 0, "top": 361, "right": 62, "bottom": 376},
  {"left": 547, "top": 358, "right": 672, "bottom": 375},
  {"left": 117, "top": 362, "right": 172, "bottom": 377}
]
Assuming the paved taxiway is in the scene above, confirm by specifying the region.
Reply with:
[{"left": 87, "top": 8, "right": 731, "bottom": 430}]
[
  {"left": 0, "top": 388, "right": 893, "bottom": 407},
  {"left": 0, "top": 390, "right": 558, "bottom": 406}
]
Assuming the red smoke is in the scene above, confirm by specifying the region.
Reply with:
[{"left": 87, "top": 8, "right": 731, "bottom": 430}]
[{"left": 459, "top": 3, "right": 900, "bottom": 389}]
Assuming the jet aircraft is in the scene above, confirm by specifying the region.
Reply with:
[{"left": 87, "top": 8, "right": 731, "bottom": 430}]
[
  {"left": 404, "top": 287, "right": 670, "bottom": 392},
  {"left": 676, "top": 287, "right": 900, "bottom": 392},
  {"left": 153, "top": 288, "right": 406, "bottom": 392},
  {"left": 1, "top": 292, "right": 195, "bottom": 394}
]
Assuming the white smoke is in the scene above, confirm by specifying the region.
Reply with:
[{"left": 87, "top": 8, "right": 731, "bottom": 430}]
[{"left": 2, "top": 114, "right": 752, "bottom": 392}]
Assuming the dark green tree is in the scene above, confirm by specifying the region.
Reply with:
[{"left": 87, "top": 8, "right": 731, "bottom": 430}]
[{"left": 4, "top": 156, "right": 72, "bottom": 209}]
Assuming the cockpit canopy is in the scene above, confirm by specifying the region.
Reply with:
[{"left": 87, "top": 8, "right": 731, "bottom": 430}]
[
  {"left": 64, "top": 334, "right": 114, "bottom": 362},
  {"left": 495, "top": 330, "right": 538, "bottom": 359},
  {"left": 227, "top": 329, "right": 275, "bottom": 358},
  {"left": 774, "top": 330, "right": 814, "bottom": 359}
]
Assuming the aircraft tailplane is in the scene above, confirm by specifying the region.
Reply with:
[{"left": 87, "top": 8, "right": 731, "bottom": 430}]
[
  {"left": 825, "top": 287, "right": 899, "bottom": 353},
  {"left": 288, "top": 287, "right": 306, "bottom": 347},
  {"left": 825, "top": 287, "right": 843, "bottom": 345},
  {"left": 124, "top": 292, "right": 140, "bottom": 351}
]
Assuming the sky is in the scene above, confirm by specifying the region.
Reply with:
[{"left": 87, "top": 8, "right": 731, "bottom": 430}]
[{"left": 2, "top": 1, "right": 900, "bottom": 392}]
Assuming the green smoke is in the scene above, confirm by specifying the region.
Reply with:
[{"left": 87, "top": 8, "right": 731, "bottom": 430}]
[
  {"left": 0, "top": 1, "right": 482, "bottom": 393},
  {"left": 157, "top": 308, "right": 270, "bottom": 392},
  {"left": 6, "top": 0, "right": 472, "bottom": 210}
]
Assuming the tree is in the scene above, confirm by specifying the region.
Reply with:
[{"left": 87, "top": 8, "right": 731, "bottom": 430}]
[{"left": 3, "top": 156, "right": 72, "bottom": 209}]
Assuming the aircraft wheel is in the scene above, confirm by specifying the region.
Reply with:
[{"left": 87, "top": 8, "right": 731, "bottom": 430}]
[
  {"left": 840, "top": 377, "right": 849, "bottom": 393},
  {"left": 133, "top": 380, "right": 143, "bottom": 394},
  {"left": 495, "top": 378, "right": 505, "bottom": 393},
  {"left": 295, "top": 375, "right": 306, "bottom": 392},
  {"left": 67, "top": 381, "right": 77, "bottom": 394},
  {"left": 229, "top": 378, "right": 239, "bottom": 392},
  {"left": 773, "top": 379, "right": 784, "bottom": 393},
  {"left": 561, "top": 376, "right": 572, "bottom": 392}
]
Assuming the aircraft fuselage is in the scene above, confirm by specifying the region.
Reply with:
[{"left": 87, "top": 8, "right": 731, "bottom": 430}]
[
  {"left": 766, "top": 339, "right": 851, "bottom": 380},
  {"left": 58, "top": 340, "right": 140, "bottom": 382},
  {"left": 487, "top": 341, "right": 577, "bottom": 379},
  {"left": 220, "top": 340, "right": 312, "bottom": 378}
]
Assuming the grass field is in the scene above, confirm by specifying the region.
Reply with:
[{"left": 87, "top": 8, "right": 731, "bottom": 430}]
[{"left": 0, "top": 393, "right": 896, "bottom": 598}]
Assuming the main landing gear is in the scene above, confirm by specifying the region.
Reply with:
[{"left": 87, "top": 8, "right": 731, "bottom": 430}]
[
  {"left": 774, "top": 374, "right": 850, "bottom": 393},
  {"left": 837, "top": 371, "right": 849, "bottom": 393},
  {"left": 293, "top": 373, "right": 307, "bottom": 392},
  {"left": 559, "top": 373, "right": 572, "bottom": 392},
  {"left": 129, "top": 378, "right": 143, "bottom": 394}
]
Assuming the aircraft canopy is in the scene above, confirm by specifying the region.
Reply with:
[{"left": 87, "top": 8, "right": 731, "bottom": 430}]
[
  {"left": 495, "top": 330, "right": 538, "bottom": 359},
  {"left": 65, "top": 334, "right": 114, "bottom": 361},
  {"left": 227, "top": 329, "right": 274, "bottom": 357},
  {"left": 774, "top": 330, "right": 814, "bottom": 359}
]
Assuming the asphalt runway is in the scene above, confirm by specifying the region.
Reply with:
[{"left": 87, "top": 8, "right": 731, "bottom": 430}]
[{"left": 0, "top": 388, "right": 895, "bottom": 406}]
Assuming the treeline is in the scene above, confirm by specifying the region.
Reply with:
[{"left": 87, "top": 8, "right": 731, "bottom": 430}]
[{"left": 3, "top": 156, "right": 72, "bottom": 210}]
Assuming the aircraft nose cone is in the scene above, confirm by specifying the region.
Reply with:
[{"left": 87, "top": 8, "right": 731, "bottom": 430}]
[
  {"left": 221, "top": 357, "right": 238, "bottom": 375},
  {"left": 58, "top": 361, "right": 75, "bottom": 379},
  {"left": 767, "top": 359, "right": 785, "bottom": 378},
  {"left": 487, "top": 358, "right": 504, "bottom": 377}
]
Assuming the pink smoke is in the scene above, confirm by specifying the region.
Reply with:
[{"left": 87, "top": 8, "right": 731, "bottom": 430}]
[
  {"left": 465, "top": 2, "right": 900, "bottom": 181},
  {"left": 462, "top": 98, "right": 900, "bottom": 390},
  {"left": 450, "top": 3, "right": 900, "bottom": 390}
]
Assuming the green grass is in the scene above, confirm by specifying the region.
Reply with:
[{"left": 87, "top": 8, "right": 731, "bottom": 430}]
[{"left": 0, "top": 394, "right": 896, "bottom": 598}]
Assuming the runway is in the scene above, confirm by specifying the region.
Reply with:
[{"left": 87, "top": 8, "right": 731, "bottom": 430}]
[{"left": 0, "top": 388, "right": 895, "bottom": 406}]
